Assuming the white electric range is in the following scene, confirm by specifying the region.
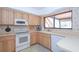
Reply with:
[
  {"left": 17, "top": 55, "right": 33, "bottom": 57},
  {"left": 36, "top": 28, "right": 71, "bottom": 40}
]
[{"left": 14, "top": 27, "right": 30, "bottom": 52}]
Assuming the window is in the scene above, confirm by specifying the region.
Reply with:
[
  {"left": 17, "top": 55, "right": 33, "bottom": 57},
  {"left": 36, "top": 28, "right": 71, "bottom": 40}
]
[
  {"left": 60, "top": 20, "right": 71, "bottom": 28},
  {"left": 54, "top": 11, "right": 72, "bottom": 28},
  {"left": 55, "top": 18, "right": 60, "bottom": 28},
  {"left": 44, "top": 17, "right": 54, "bottom": 28},
  {"left": 44, "top": 11, "right": 72, "bottom": 29}
]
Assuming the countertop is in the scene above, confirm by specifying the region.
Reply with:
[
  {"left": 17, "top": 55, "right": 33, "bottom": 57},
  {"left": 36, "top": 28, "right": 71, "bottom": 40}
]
[
  {"left": 38, "top": 31, "right": 65, "bottom": 37},
  {"left": 0, "top": 32, "right": 16, "bottom": 37},
  {"left": 38, "top": 31, "right": 79, "bottom": 38},
  {"left": 0, "top": 30, "right": 76, "bottom": 38},
  {"left": 57, "top": 37, "right": 79, "bottom": 52}
]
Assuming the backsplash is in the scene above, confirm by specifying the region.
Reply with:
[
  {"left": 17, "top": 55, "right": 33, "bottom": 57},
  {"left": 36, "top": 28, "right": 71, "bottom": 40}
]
[
  {"left": 0, "top": 25, "right": 29, "bottom": 33},
  {"left": 0, "top": 25, "right": 41, "bottom": 33},
  {"left": 45, "top": 28, "right": 79, "bottom": 32},
  {"left": 0, "top": 25, "right": 14, "bottom": 33},
  {"left": 27, "top": 25, "right": 41, "bottom": 31}
]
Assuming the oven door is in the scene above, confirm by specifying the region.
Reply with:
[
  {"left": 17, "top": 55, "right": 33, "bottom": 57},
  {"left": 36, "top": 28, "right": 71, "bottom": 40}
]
[{"left": 16, "top": 34, "right": 30, "bottom": 47}]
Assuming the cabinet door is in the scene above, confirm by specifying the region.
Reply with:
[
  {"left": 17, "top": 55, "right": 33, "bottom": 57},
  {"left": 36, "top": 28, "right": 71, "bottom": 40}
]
[
  {"left": 29, "top": 14, "right": 41, "bottom": 25},
  {"left": 4, "top": 35, "right": 15, "bottom": 52},
  {"left": 38, "top": 33, "right": 43, "bottom": 45},
  {"left": 23, "top": 13, "right": 29, "bottom": 20},
  {"left": 0, "top": 8, "right": 2, "bottom": 25},
  {"left": 34, "top": 15, "right": 41, "bottom": 25},
  {"left": 4, "top": 38, "right": 15, "bottom": 52},
  {"left": 0, "top": 35, "right": 15, "bottom": 52},
  {"left": 1, "top": 8, "right": 14, "bottom": 25},
  {"left": 14, "top": 10, "right": 23, "bottom": 19},
  {"left": 43, "top": 37, "right": 51, "bottom": 49},
  {"left": 38, "top": 33, "right": 51, "bottom": 49},
  {"left": 0, "top": 41, "right": 4, "bottom": 51},
  {"left": 1, "top": 8, "right": 9, "bottom": 25},
  {"left": 30, "top": 32, "right": 37, "bottom": 45},
  {"left": 8, "top": 8, "right": 14, "bottom": 25},
  {"left": 22, "top": 13, "right": 29, "bottom": 23}
]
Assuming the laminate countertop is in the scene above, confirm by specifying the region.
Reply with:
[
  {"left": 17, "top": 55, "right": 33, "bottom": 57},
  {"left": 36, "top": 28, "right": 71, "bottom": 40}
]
[
  {"left": 57, "top": 37, "right": 79, "bottom": 52},
  {"left": 28, "top": 31, "right": 79, "bottom": 38},
  {"left": 38, "top": 31, "right": 79, "bottom": 37},
  {"left": 0, "top": 32, "right": 16, "bottom": 37}
]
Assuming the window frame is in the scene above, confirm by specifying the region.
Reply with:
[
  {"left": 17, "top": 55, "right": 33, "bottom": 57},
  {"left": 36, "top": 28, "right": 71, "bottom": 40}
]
[
  {"left": 44, "top": 11, "right": 72, "bottom": 29},
  {"left": 44, "top": 17, "right": 55, "bottom": 29}
]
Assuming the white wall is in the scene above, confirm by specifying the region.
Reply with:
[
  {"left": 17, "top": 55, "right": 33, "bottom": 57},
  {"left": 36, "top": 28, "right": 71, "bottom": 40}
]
[{"left": 72, "top": 8, "right": 79, "bottom": 31}]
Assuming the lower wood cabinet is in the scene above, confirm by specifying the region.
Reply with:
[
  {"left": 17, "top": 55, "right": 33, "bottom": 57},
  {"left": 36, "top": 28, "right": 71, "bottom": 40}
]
[
  {"left": 30, "top": 32, "right": 38, "bottom": 45},
  {"left": 0, "top": 35, "right": 16, "bottom": 52},
  {"left": 38, "top": 33, "right": 51, "bottom": 49},
  {"left": 30, "top": 32, "right": 51, "bottom": 49}
]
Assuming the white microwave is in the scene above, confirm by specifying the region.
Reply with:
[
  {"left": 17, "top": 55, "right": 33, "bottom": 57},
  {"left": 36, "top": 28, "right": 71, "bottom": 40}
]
[{"left": 15, "top": 19, "right": 28, "bottom": 25}]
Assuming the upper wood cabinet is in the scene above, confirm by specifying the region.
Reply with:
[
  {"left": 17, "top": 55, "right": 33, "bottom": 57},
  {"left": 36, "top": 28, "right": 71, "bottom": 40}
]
[
  {"left": 1, "top": 8, "right": 14, "bottom": 25},
  {"left": 14, "top": 10, "right": 23, "bottom": 19},
  {"left": 28, "top": 14, "right": 41, "bottom": 25},
  {"left": 22, "top": 13, "right": 29, "bottom": 23},
  {"left": 14, "top": 10, "right": 29, "bottom": 19},
  {"left": 22, "top": 13, "right": 29, "bottom": 20},
  {"left": 0, "top": 8, "right": 2, "bottom": 25},
  {"left": 14, "top": 11, "right": 29, "bottom": 22},
  {"left": 0, "top": 7, "right": 41, "bottom": 25}
]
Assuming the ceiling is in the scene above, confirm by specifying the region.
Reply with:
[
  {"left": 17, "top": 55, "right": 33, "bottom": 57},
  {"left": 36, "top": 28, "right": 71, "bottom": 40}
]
[
  {"left": 31, "top": 7, "right": 46, "bottom": 10},
  {"left": 11, "top": 7, "right": 62, "bottom": 16}
]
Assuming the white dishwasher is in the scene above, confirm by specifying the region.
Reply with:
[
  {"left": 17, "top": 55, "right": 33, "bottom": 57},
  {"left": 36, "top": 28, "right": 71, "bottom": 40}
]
[{"left": 51, "top": 35, "right": 64, "bottom": 52}]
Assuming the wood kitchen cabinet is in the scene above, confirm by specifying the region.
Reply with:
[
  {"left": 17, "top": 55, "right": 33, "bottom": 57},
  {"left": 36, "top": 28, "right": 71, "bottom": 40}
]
[
  {"left": 14, "top": 10, "right": 29, "bottom": 22},
  {"left": 30, "top": 32, "right": 38, "bottom": 45},
  {"left": 23, "top": 13, "right": 29, "bottom": 20},
  {"left": 30, "top": 32, "right": 51, "bottom": 49},
  {"left": 14, "top": 10, "right": 23, "bottom": 19},
  {"left": 28, "top": 14, "right": 41, "bottom": 25},
  {"left": 0, "top": 8, "right": 2, "bottom": 25},
  {"left": 15, "top": 12, "right": 41, "bottom": 25},
  {"left": 0, "top": 7, "right": 41, "bottom": 25},
  {"left": 1, "top": 8, "right": 14, "bottom": 25},
  {"left": 0, "top": 35, "right": 16, "bottom": 52},
  {"left": 22, "top": 13, "right": 29, "bottom": 23},
  {"left": 14, "top": 10, "right": 29, "bottom": 19},
  {"left": 38, "top": 32, "right": 51, "bottom": 49}
]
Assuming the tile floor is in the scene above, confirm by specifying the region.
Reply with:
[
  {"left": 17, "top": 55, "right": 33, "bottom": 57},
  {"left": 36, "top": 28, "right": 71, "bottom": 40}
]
[{"left": 20, "top": 44, "right": 51, "bottom": 52}]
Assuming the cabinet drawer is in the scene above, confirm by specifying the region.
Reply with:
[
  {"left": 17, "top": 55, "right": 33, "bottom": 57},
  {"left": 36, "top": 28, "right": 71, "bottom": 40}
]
[
  {"left": 39, "top": 36, "right": 51, "bottom": 40},
  {"left": 3, "top": 35, "right": 15, "bottom": 40},
  {"left": 39, "top": 33, "right": 50, "bottom": 38}
]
